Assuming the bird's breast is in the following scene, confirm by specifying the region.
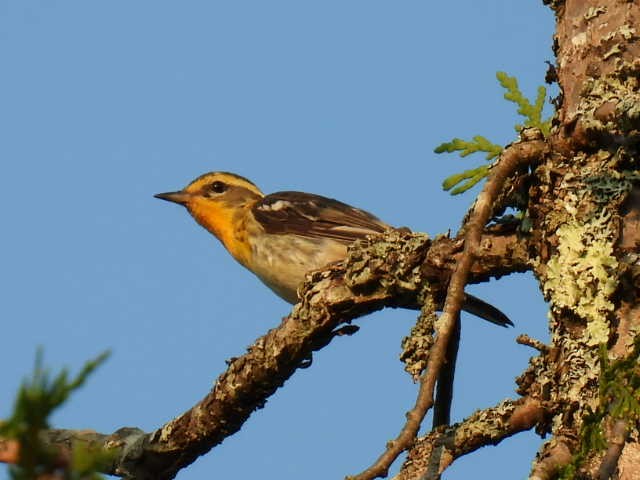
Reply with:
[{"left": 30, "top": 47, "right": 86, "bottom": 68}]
[{"left": 248, "top": 234, "right": 348, "bottom": 303}]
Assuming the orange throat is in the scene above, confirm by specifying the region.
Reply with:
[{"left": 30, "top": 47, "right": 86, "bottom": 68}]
[{"left": 186, "top": 198, "right": 252, "bottom": 268}]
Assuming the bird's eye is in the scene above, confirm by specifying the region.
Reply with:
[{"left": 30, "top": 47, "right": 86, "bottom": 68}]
[{"left": 210, "top": 181, "right": 227, "bottom": 194}]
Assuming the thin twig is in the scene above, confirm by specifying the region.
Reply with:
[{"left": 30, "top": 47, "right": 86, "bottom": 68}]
[
  {"left": 516, "top": 334, "right": 549, "bottom": 353},
  {"left": 349, "top": 135, "right": 547, "bottom": 480},
  {"left": 530, "top": 438, "right": 573, "bottom": 480},
  {"left": 432, "top": 314, "right": 460, "bottom": 428}
]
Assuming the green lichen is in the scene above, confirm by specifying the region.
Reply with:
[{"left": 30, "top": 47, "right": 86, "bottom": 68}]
[
  {"left": 603, "top": 44, "right": 623, "bottom": 60},
  {"left": 400, "top": 292, "right": 436, "bottom": 381},
  {"left": 558, "top": 338, "right": 640, "bottom": 479},
  {"left": 543, "top": 211, "right": 618, "bottom": 345},
  {"left": 618, "top": 24, "right": 636, "bottom": 40},
  {"left": 584, "top": 6, "right": 606, "bottom": 20},
  {"left": 542, "top": 0, "right": 564, "bottom": 11},
  {"left": 577, "top": 59, "right": 640, "bottom": 135},
  {"left": 345, "top": 230, "right": 430, "bottom": 293},
  {"left": 584, "top": 170, "right": 640, "bottom": 204}
]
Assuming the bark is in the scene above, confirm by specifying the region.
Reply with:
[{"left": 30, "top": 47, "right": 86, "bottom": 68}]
[
  {"left": 395, "top": 397, "right": 547, "bottom": 480},
  {"left": 518, "top": 0, "right": 640, "bottom": 478}
]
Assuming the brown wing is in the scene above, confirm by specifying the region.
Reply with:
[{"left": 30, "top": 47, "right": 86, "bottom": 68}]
[{"left": 252, "top": 191, "right": 390, "bottom": 244}]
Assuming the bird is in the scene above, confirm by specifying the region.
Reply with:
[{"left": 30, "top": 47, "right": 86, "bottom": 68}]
[{"left": 155, "top": 171, "right": 512, "bottom": 327}]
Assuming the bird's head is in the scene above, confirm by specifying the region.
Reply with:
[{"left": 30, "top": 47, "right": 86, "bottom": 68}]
[{"left": 155, "top": 171, "right": 264, "bottom": 242}]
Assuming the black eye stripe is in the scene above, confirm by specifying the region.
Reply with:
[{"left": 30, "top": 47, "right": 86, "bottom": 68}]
[{"left": 210, "top": 181, "right": 227, "bottom": 193}]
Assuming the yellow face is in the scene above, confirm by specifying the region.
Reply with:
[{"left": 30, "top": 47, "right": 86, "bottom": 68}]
[{"left": 155, "top": 172, "right": 263, "bottom": 266}]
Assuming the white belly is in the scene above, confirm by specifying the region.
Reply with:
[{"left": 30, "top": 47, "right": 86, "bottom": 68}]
[{"left": 248, "top": 234, "right": 348, "bottom": 303}]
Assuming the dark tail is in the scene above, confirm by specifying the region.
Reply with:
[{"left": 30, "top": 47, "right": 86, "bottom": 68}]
[{"left": 461, "top": 293, "right": 513, "bottom": 327}]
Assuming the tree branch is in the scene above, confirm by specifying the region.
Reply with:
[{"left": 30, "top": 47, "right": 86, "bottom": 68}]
[
  {"left": 1, "top": 228, "right": 530, "bottom": 479},
  {"left": 393, "top": 397, "right": 546, "bottom": 480},
  {"left": 432, "top": 316, "right": 460, "bottom": 428},
  {"left": 530, "top": 438, "right": 573, "bottom": 480}
]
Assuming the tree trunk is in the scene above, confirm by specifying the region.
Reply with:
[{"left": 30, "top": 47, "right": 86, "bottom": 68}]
[{"left": 527, "top": 1, "right": 640, "bottom": 478}]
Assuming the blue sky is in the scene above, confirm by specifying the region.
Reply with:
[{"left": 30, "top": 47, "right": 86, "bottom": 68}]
[{"left": 1, "top": 2, "right": 553, "bottom": 478}]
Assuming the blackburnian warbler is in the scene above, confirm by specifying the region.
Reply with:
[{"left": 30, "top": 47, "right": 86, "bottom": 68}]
[{"left": 155, "top": 172, "right": 511, "bottom": 326}]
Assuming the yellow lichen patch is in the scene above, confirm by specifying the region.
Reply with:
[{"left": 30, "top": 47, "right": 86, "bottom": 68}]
[
  {"left": 577, "top": 59, "right": 640, "bottom": 135},
  {"left": 543, "top": 211, "right": 619, "bottom": 345},
  {"left": 584, "top": 6, "right": 606, "bottom": 21}
]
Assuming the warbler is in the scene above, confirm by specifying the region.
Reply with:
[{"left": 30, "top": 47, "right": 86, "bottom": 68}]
[{"left": 155, "top": 172, "right": 511, "bottom": 327}]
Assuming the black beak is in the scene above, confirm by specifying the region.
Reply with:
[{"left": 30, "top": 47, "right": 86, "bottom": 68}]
[{"left": 154, "top": 191, "right": 192, "bottom": 205}]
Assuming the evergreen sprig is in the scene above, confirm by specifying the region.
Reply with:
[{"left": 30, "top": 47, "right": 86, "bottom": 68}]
[
  {"left": 435, "top": 71, "right": 552, "bottom": 195},
  {"left": 440, "top": 164, "right": 491, "bottom": 195},
  {"left": 496, "top": 71, "right": 551, "bottom": 136},
  {"left": 0, "top": 349, "right": 110, "bottom": 479},
  {"left": 434, "top": 136, "right": 503, "bottom": 161}
]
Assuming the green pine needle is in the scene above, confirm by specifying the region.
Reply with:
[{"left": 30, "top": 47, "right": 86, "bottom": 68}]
[
  {"left": 496, "top": 71, "right": 551, "bottom": 136},
  {"left": 1, "top": 349, "right": 111, "bottom": 479},
  {"left": 442, "top": 164, "right": 490, "bottom": 195},
  {"left": 434, "top": 136, "right": 502, "bottom": 160},
  {"left": 435, "top": 71, "right": 553, "bottom": 196}
]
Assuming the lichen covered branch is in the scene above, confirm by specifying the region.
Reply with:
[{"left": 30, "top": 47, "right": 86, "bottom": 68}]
[
  {"left": 0, "top": 228, "right": 529, "bottom": 479},
  {"left": 394, "top": 397, "right": 546, "bottom": 480},
  {"left": 530, "top": 438, "right": 574, "bottom": 480},
  {"left": 140, "top": 228, "right": 530, "bottom": 479}
]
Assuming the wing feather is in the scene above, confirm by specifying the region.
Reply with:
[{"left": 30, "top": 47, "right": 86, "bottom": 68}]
[{"left": 252, "top": 191, "right": 390, "bottom": 244}]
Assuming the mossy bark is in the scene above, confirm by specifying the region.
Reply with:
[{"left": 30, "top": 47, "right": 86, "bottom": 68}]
[{"left": 518, "top": 1, "right": 640, "bottom": 478}]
